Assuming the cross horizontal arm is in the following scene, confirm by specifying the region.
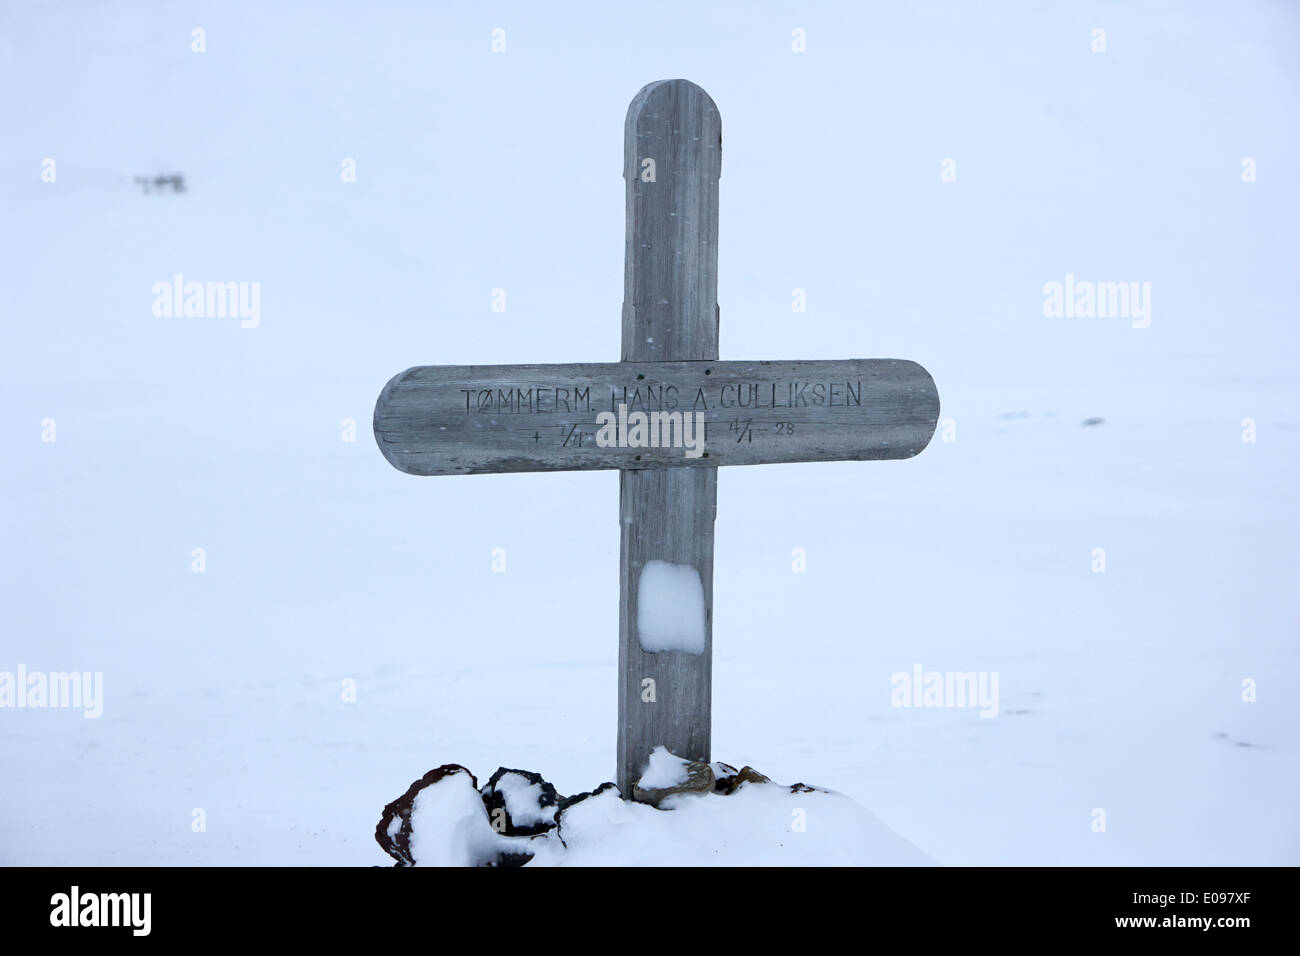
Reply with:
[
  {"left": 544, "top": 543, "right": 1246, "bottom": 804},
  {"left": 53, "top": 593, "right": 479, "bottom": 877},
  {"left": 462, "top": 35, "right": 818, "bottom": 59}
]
[{"left": 373, "top": 358, "right": 939, "bottom": 476}]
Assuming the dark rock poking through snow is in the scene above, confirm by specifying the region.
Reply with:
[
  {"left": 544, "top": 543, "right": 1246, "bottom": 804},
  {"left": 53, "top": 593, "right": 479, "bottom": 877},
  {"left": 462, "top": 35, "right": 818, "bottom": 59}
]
[
  {"left": 374, "top": 749, "right": 908, "bottom": 866},
  {"left": 375, "top": 763, "right": 477, "bottom": 867},
  {"left": 479, "top": 767, "right": 560, "bottom": 836},
  {"left": 632, "top": 748, "right": 716, "bottom": 806},
  {"left": 556, "top": 780, "right": 619, "bottom": 816},
  {"left": 375, "top": 763, "right": 543, "bottom": 867},
  {"left": 710, "top": 761, "right": 740, "bottom": 789},
  {"left": 718, "top": 766, "right": 773, "bottom": 794}
]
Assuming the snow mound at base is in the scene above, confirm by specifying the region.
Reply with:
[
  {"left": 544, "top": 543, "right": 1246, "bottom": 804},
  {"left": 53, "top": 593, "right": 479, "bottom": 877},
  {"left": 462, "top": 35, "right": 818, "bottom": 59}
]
[
  {"left": 375, "top": 755, "right": 932, "bottom": 867},
  {"left": 530, "top": 781, "right": 932, "bottom": 866}
]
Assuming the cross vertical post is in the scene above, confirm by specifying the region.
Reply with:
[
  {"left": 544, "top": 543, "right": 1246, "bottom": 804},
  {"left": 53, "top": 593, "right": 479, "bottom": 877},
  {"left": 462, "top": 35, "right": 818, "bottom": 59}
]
[{"left": 617, "top": 80, "right": 722, "bottom": 795}]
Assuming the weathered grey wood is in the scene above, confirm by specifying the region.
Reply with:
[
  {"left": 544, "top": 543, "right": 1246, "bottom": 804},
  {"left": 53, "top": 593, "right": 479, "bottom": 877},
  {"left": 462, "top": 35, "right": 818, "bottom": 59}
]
[
  {"left": 369, "top": 77, "right": 943, "bottom": 805},
  {"left": 373, "top": 358, "right": 939, "bottom": 475},
  {"left": 617, "top": 79, "right": 721, "bottom": 797}
]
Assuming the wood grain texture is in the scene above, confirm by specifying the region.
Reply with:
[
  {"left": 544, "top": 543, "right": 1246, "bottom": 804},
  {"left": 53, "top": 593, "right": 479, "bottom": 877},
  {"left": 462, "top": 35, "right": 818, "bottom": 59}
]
[
  {"left": 367, "top": 77, "right": 943, "bottom": 800},
  {"left": 618, "top": 79, "right": 721, "bottom": 797},
  {"left": 373, "top": 358, "right": 939, "bottom": 475}
]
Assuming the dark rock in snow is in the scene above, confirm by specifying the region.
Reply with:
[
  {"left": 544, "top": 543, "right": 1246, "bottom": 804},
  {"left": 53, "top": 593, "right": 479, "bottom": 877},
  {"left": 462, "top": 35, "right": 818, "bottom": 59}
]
[
  {"left": 375, "top": 763, "right": 541, "bottom": 867},
  {"left": 633, "top": 749, "right": 716, "bottom": 807},
  {"left": 479, "top": 767, "right": 561, "bottom": 836},
  {"left": 789, "top": 782, "right": 829, "bottom": 794},
  {"left": 133, "top": 173, "right": 185, "bottom": 194},
  {"left": 493, "top": 846, "right": 538, "bottom": 868},
  {"left": 1082, "top": 417, "right": 1104, "bottom": 427},
  {"left": 710, "top": 761, "right": 740, "bottom": 792},
  {"left": 557, "top": 780, "right": 621, "bottom": 816},
  {"left": 721, "top": 766, "right": 772, "bottom": 794},
  {"left": 376, "top": 764, "right": 477, "bottom": 867}
]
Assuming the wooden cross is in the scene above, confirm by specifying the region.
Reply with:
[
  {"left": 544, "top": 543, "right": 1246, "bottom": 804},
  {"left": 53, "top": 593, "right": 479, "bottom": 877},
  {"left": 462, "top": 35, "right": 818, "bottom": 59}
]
[{"left": 373, "top": 80, "right": 941, "bottom": 797}]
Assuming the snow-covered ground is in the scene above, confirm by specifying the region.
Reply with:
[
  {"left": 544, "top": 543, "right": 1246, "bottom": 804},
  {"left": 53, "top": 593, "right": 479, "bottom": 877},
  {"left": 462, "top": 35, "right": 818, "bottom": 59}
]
[{"left": 2, "top": 0, "right": 1297, "bottom": 865}]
